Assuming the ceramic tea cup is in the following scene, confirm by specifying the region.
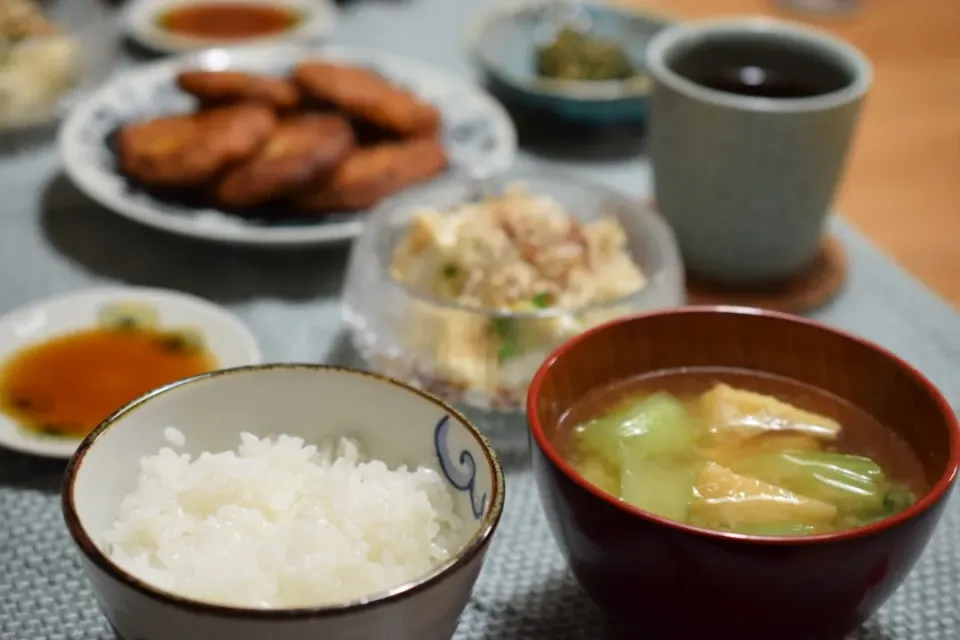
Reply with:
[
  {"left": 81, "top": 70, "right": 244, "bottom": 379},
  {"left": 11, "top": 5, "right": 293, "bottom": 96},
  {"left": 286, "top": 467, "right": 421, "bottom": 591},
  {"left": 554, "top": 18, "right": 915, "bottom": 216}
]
[{"left": 646, "top": 17, "right": 871, "bottom": 285}]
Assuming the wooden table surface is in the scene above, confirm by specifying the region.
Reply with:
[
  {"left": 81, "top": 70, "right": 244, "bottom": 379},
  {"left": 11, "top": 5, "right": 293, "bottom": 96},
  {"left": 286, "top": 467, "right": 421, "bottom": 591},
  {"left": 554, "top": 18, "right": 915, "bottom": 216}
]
[{"left": 621, "top": 0, "right": 960, "bottom": 307}]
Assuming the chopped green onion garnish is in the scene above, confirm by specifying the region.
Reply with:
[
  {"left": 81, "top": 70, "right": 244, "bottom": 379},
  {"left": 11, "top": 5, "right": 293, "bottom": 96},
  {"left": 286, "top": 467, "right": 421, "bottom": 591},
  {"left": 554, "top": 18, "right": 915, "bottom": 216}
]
[
  {"left": 531, "top": 292, "right": 552, "bottom": 308},
  {"left": 493, "top": 318, "right": 520, "bottom": 362}
]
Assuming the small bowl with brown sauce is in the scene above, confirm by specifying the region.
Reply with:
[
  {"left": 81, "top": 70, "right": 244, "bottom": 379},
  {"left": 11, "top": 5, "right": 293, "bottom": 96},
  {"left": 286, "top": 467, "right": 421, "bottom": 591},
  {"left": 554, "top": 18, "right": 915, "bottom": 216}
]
[
  {"left": 0, "top": 286, "right": 260, "bottom": 458},
  {"left": 527, "top": 306, "right": 960, "bottom": 640},
  {"left": 124, "top": 0, "right": 336, "bottom": 55}
]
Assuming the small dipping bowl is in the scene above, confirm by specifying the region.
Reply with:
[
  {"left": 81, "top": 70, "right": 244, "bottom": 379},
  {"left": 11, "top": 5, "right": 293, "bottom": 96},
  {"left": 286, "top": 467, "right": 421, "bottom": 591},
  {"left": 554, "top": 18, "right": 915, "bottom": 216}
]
[
  {"left": 341, "top": 168, "right": 683, "bottom": 417},
  {"left": 123, "top": 0, "right": 338, "bottom": 55},
  {"left": 467, "top": 0, "right": 672, "bottom": 151},
  {"left": 62, "top": 364, "right": 505, "bottom": 640},
  {"left": 0, "top": 286, "right": 260, "bottom": 458},
  {"left": 527, "top": 307, "right": 960, "bottom": 640}
]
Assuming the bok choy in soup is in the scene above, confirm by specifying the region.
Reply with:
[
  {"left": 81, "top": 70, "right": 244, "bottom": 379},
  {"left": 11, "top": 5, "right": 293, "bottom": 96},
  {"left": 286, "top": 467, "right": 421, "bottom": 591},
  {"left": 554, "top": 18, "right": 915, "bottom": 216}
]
[{"left": 563, "top": 368, "right": 928, "bottom": 536}]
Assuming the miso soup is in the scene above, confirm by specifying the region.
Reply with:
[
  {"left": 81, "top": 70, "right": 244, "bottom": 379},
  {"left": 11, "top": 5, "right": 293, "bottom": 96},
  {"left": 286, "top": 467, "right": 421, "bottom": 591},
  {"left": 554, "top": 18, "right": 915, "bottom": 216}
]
[{"left": 560, "top": 367, "right": 928, "bottom": 536}]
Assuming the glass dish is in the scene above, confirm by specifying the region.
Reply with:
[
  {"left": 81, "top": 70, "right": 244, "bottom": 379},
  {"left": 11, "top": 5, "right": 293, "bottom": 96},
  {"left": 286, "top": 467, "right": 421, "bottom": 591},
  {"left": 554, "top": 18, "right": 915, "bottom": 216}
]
[
  {"left": 342, "top": 169, "right": 684, "bottom": 414},
  {"left": 0, "top": 0, "right": 120, "bottom": 133}
]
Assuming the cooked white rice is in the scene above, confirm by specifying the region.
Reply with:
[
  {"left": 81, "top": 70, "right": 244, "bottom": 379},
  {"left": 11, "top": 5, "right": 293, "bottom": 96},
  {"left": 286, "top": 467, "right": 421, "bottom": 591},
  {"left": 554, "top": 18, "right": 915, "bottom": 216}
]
[{"left": 104, "top": 429, "right": 463, "bottom": 608}]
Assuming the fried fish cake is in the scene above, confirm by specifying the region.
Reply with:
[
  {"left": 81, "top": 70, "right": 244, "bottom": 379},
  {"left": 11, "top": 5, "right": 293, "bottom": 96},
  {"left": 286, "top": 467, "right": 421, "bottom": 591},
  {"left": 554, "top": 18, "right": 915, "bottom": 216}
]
[
  {"left": 215, "top": 114, "right": 355, "bottom": 208},
  {"left": 116, "top": 114, "right": 214, "bottom": 188},
  {"left": 117, "top": 104, "right": 276, "bottom": 189},
  {"left": 292, "top": 61, "right": 441, "bottom": 138},
  {"left": 177, "top": 70, "right": 301, "bottom": 110},
  {"left": 199, "top": 103, "right": 278, "bottom": 163},
  {"left": 292, "top": 137, "right": 448, "bottom": 213}
]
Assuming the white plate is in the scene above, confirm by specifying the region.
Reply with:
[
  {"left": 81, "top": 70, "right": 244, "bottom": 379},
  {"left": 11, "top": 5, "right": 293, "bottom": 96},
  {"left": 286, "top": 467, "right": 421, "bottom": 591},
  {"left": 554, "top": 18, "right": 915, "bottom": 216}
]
[
  {"left": 58, "top": 44, "right": 518, "bottom": 247},
  {"left": 0, "top": 287, "right": 261, "bottom": 459},
  {"left": 123, "top": 0, "right": 338, "bottom": 55}
]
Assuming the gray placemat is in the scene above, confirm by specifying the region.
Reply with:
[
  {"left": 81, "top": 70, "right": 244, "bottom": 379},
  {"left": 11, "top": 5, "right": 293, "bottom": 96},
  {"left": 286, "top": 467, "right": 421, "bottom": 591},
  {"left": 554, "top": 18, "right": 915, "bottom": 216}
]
[
  {"left": 1, "top": 0, "right": 959, "bottom": 637},
  {"left": 1, "top": 201, "right": 959, "bottom": 640},
  {"left": 1, "top": 401, "right": 959, "bottom": 640}
]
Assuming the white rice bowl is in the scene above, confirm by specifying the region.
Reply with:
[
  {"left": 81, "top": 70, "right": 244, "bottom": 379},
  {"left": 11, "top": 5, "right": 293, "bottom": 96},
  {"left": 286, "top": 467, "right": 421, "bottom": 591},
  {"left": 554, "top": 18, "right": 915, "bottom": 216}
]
[{"left": 104, "top": 429, "right": 464, "bottom": 609}]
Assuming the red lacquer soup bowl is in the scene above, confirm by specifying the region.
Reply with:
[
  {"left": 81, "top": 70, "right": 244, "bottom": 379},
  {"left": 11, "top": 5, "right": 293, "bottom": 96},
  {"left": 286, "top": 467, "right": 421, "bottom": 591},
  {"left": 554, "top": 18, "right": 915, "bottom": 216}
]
[{"left": 526, "top": 306, "right": 960, "bottom": 640}]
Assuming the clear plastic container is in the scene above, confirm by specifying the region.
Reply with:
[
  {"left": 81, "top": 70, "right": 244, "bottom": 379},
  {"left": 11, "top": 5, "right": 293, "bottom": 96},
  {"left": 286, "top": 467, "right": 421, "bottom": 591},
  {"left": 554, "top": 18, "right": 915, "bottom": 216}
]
[{"left": 342, "top": 169, "right": 684, "bottom": 414}]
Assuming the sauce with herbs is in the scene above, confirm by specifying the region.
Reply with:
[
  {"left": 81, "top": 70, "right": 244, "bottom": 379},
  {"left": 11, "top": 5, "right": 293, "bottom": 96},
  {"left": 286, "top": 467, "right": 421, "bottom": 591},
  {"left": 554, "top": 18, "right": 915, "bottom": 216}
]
[
  {"left": 0, "top": 326, "right": 217, "bottom": 439},
  {"left": 159, "top": 3, "right": 300, "bottom": 40}
]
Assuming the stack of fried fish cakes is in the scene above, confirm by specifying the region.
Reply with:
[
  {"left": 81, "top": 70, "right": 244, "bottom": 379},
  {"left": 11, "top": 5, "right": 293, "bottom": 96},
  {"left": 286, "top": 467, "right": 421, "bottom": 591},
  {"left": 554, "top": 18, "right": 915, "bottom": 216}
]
[{"left": 116, "top": 62, "right": 449, "bottom": 216}]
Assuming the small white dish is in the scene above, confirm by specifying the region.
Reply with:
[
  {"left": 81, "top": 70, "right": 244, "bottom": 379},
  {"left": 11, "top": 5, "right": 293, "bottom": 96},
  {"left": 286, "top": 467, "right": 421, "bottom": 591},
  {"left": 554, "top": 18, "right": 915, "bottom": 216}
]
[
  {"left": 62, "top": 364, "right": 504, "bottom": 640},
  {"left": 58, "top": 43, "right": 517, "bottom": 248},
  {"left": 0, "top": 287, "right": 260, "bottom": 458},
  {"left": 123, "top": 0, "right": 337, "bottom": 55}
]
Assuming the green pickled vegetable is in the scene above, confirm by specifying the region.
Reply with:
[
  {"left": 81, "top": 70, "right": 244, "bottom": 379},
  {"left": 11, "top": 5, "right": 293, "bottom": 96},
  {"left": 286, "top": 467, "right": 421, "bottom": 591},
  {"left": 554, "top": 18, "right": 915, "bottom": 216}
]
[
  {"left": 574, "top": 392, "right": 694, "bottom": 464},
  {"left": 731, "top": 451, "right": 888, "bottom": 514},
  {"left": 536, "top": 27, "right": 637, "bottom": 81}
]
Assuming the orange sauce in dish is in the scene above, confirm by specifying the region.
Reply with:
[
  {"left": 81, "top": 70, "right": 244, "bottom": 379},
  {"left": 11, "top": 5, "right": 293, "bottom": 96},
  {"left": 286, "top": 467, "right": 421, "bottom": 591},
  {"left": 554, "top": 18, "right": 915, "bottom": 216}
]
[
  {"left": 158, "top": 2, "right": 301, "bottom": 40},
  {"left": 0, "top": 325, "right": 217, "bottom": 439}
]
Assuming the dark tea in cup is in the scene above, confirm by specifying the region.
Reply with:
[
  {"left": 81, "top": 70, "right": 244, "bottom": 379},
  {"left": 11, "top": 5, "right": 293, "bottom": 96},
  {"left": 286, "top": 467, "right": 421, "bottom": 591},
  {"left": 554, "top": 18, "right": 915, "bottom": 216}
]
[{"left": 667, "top": 36, "right": 854, "bottom": 99}]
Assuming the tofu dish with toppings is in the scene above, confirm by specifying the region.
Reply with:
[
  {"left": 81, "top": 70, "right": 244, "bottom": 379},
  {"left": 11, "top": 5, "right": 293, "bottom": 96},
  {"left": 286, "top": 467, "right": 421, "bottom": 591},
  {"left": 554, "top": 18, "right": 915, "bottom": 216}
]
[
  {"left": 0, "top": 0, "right": 78, "bottom": 128},
  {"left": 562, "top": 367, "right": 927, "bottom": 536},
  {"left": 388, "top": 184, "right": 647, "bottom": 410}
]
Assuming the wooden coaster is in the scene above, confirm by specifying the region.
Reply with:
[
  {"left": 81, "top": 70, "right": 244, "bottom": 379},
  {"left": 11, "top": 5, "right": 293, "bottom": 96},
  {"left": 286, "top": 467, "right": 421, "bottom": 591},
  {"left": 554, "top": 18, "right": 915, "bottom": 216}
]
[{"left": 685, "top": 235, "right": 849, "bottom": 314}]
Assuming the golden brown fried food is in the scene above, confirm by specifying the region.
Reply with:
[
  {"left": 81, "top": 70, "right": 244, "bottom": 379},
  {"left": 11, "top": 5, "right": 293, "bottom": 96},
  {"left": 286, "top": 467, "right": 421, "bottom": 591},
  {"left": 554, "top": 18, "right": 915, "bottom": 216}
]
[
  {"left": 177, "top": 70, "right": 301, "bottom": 110},
  {"left": 117, "top": 104, "right": 277, "bottom": 189},
  {"left": 199, "top": 103, "right": 278, "bottom": 164},
  {"left": 292, "top": 137, "right": 448, "bottom": 213},
  {"left": 117, "top": 114, "right": 213, "bottom": 188},
  {"left": 215, "top": 114, "right": 355, "bottom": 208},
  {"left": 293, "top": 61, "right": 441, "bottom": 138}
]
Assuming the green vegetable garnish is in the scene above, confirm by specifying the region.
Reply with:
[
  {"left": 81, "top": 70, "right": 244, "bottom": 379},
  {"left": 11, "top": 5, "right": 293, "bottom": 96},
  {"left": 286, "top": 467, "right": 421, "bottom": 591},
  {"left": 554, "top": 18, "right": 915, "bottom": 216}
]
[
  {"left": 883, "top": 484, "right": 917, "bottom": 513},
  {"left": 155, "top": 330, "right": 203, "bottom": 356},
  {"left": 493, "top": 318, "right": 520, "bottom": 362},
  {"left": 98, "top": 302, "right": 159, "bottom": 332},
  {"left": 36, "top": 423, "right": 74, "bottom": 437},
  {"left": 441, "top": 263, "right": 459, "bottom": 278},
  {"left": 531, "top": 292, "right": 552, "bottom": 308}
]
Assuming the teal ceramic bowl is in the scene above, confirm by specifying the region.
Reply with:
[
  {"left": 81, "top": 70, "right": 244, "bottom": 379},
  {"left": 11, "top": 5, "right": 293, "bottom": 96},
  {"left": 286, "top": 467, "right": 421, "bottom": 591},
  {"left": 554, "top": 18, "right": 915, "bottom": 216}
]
[{"left": 467, "top": 1, "right": 673, "bottom": 127}]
